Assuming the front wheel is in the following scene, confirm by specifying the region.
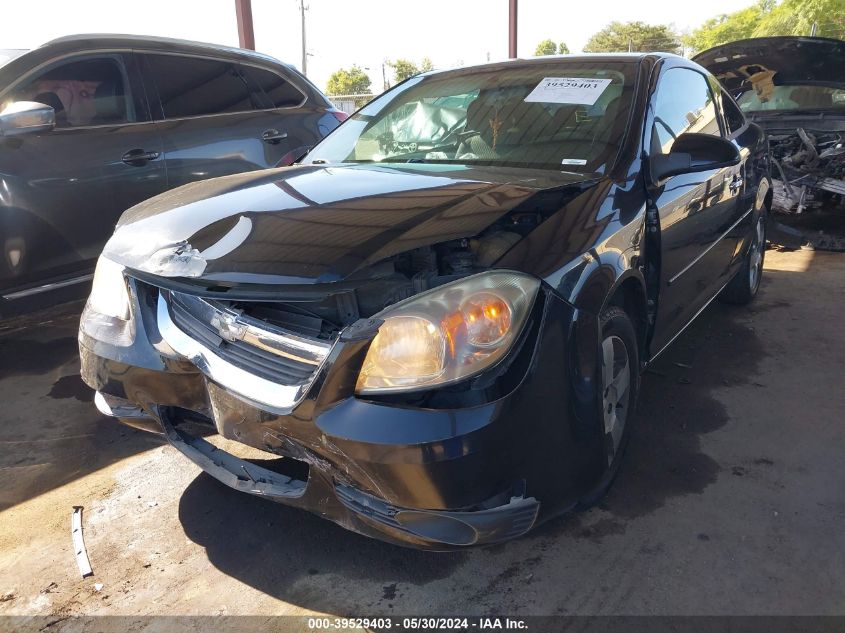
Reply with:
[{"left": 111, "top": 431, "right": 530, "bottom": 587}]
[
  {"left": 578, "top": 306, "right": 639, "bottom": 508},
  {"left": 719, "top": 213, "right": 766, "bottom": 305}
]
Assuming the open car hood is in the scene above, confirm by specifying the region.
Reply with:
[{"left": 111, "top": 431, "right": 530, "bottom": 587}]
[{"left": 693, "top": 37, "right": 845, "bottom": 94}]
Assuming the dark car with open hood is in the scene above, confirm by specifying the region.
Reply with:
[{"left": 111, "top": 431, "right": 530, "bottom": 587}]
[
  {"left": 80, "top": 53, "right": 771, "bottom": 549},
  {"left": 694, "top": 37, "right": 845, "bottom": 223}
]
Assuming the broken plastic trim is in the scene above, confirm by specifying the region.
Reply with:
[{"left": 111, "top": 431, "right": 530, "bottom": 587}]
[
  {"left": 160, "top": 410, "right": 307, "bottom": 499},
  {"left": 335, "top": 484, "right": 539, "bottom": 546},
  {"left": 71, "top": 506, "right": 93, "bottom": 578}
]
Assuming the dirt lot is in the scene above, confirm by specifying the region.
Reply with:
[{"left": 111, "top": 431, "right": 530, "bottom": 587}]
[{"left": 1, "top": 248, "right": 844, "bottom": 620}]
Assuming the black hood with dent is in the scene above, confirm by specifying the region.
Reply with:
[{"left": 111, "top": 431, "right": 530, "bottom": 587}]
[
  {"left": 693, "top": 37, "right": 845, "bottom": 94},
  {"left": 106, "top": 163, "right": 598, "bottom": 286}
]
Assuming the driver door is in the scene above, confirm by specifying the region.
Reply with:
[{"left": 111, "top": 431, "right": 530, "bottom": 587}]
[{"left": 647, "top": 67, "right": 742, "bottom": 355}]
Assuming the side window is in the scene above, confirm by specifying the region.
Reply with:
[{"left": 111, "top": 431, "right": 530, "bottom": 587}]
[
  {"left": 651, "top": 68, "right": 720, "bottom": 155},
  {"left": 720, "top": 90, "right": 747, "bottom": 136},
  {"left": 241, "top": 65, "right": 305, "bottom": 109},
  {"left": 144, "top": 54, "right": 258, "bottom": 118},
  {"left": 8, "top": 55, "right": 133, "bottom": 128}
]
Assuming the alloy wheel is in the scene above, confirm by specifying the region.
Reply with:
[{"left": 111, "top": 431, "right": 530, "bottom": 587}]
[
  {"left": 749, "top": 217, "right": 765, "bottom": 291},
  {"left": 601, "top": 334, "right": 631, "bottom": 466}
]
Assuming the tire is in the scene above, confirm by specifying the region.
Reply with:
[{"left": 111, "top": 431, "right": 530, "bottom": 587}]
[
  {"left": 719, "top": 213, "right": 766, "bottom": 305},
  {"left": 578, "top": 306, "right": 640, "bottom": 508}
]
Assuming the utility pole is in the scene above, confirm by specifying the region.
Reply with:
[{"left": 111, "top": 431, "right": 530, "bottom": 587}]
[
  {"left": 508, "top": 0, "right": 518, "bottom": 59},
  {"left": 234, "top": 0, "right": 255, "bottom": 50},
  {"left": 300, "top": 0, "right": 308, "bottom": 76}
]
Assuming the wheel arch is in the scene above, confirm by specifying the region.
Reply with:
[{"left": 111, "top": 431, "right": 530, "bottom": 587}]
[{"left": 602, "top": 272, "right": 649, "bottom": 366}]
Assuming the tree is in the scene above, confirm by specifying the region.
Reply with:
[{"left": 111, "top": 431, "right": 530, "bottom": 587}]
[
  {"left": 325, "top": 66, "right": 372, "bottom": 95},
  {"left": 757, "top": 0, "right": 845, "bottom": 37},
  {"left": 685, "top": 0, "right": 774, "bottom": 52},
  {"left": 583, "top": 21, "right": 680, "bottom": 53},
  {"left": 558, "top": 42, "right": 570, "bottom": 54},
  {"left": 420, "top": 57, "right": 435, "bottom": 72},
  {"left": 685, "top": 0, "right": 845, "bottom": 53},
  {"left": 534, "top": 39, "right": 558, "bottom": 55},
  {"left": 388, "top": 59, "right": 420, "bottom": 83}
]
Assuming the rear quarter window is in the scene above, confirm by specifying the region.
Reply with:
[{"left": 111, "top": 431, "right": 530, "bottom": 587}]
[
  {"left": 242, "top": 65, "right": 305, "bottom": 108},
  {"left": 143, "top": 53, "right": 258, "bottom": 118}
]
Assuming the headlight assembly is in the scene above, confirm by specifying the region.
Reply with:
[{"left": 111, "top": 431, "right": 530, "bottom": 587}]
[
  {"left": 80, "top": 256, "right": 135, "bottom": 347},
  {"left": 355, "top": 271, "right": 540, "bottom": 394}
]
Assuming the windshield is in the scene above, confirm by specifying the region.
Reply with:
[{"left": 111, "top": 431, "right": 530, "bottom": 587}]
[
  {"left": 305, "top": 61, "right": 639, "bottom": 173},
  {"left": 737, "top": 84, "right": 845, "bottom": 112},
  {"left": 0, "top": 49, "right": 27, "bottom": 69}
]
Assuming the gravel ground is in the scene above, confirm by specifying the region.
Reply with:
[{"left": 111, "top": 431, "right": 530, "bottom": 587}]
[{"left": 0, "top": 248, "right": 843, "bottom": 622}]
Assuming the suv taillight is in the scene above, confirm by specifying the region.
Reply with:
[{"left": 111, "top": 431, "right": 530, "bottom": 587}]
[{"left": 331, "top": 111, "right": 349, "bottom": 122}]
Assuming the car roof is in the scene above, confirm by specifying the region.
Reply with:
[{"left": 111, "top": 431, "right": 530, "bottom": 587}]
[
  {"left": 416, "top": 52, "right": 685, "bottom": 78},
  {"left": 39, "top": 33, "right": 285, "bottom": 67}
]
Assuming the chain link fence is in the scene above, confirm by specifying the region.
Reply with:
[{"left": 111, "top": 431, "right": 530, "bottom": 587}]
[{"left": 327, "top": 94, "right": 376, "bottom": 115}]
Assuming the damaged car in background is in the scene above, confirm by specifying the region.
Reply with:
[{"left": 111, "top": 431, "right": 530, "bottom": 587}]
[
  {"left": 79, "top": 54, "right": 770, "bottom": 549},
  {"left": 695, "top": 37, "right": 845, "bottom": 248}
]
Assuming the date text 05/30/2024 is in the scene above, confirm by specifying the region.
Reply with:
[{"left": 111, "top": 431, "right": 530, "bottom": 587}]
[{"left": 307, "top": 617, "right": 529, "bottom": 630}]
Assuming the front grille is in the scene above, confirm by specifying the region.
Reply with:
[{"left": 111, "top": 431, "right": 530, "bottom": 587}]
[{"left": 166, "top": 290, "right": 330, "bottom": 386}]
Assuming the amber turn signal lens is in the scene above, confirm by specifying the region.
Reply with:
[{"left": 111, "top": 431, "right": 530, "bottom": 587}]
[{"left": 460, "top": 292, "right": 512, "bottom": 347}]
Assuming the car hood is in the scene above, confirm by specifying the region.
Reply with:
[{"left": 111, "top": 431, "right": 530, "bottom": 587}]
[
  {"left": 693, "top": 37, "right": 845, "bottom": 94},
  {"left": 104, "top": 162, "right": 598, "bottom": 285}
]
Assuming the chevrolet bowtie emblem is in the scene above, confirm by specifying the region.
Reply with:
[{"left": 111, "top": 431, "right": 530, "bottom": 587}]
[{"left": 210, "top": 313, "right": 247, "bottom": 342}]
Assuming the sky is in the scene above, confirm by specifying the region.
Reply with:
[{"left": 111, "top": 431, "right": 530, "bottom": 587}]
[{"left": 2, "top": 0, "right": 760, "bottom": 93}]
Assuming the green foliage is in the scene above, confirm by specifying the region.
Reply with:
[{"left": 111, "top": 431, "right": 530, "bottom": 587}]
[
  {"left": 534, "top": 39, "right": 558, "bottom": 56},
  {"left": 583, "top": 21, "right": 680, "bottom": 53},
  {"left": 685, "top": 0, "right": 774, "bottom": 52},
  {"left": 534, "top": 39, "right": 570, "bottom": 56},
  {"left": 756, "top": 0, "right": 845, "bottom": 38},
  {"left": 388, "top": 59, "right": 420, "bottom": 83},
  {"left": 420, "top": 57, "right": 435, "bottom": 72},
  {"left": 326, "top": 66, "right": 372, "bottom": 95},
  {"left": 685, "top": 0, "right": 845, "bottom": 53}
]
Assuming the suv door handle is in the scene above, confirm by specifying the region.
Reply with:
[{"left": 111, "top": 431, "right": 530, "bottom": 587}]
[
  {"left": 262, "top": 129, "right": 288, "bottom": 144},
  {"left": 122, "top": 149, "right": 160, "bottom": 166}
]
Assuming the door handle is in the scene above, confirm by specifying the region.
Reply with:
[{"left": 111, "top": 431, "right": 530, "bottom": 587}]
[
  {"left": 262, "top": 129, "right": 288, "bottom": 144},
  {"left": 728, "top": 175, "right": 744, "bottom": 193},
  {"left": 122, "top": 149, "right": 160, "bottom": 166}
]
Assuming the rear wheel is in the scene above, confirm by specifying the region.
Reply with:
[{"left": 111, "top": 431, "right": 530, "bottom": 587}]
[
  {"left": 578, "top": 306, "right": 639, "bottom": 508},
  {"left": 719, "top": 213, "right": 766, "bottom": 305}
]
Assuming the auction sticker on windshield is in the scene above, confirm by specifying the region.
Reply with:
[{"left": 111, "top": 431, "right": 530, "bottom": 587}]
[{"left": 524, "top": 77, "right": 612, "bottom": 105}]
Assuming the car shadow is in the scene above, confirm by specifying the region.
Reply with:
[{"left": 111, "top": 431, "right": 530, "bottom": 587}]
[{"left": 178, "top": 473, "right": 467, "bottom": 612}]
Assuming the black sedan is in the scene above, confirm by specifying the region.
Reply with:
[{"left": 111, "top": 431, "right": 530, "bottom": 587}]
[{"left": 79, "top": 53, "right": 771, "bottom": 549}]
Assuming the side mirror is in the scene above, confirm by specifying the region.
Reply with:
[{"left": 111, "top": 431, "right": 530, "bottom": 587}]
[
  {"left": 649, "top": 133, "right": 740, "bottom": 186},
  {"left": 0, "top": 101, "right": 56, "bottom": 137}
]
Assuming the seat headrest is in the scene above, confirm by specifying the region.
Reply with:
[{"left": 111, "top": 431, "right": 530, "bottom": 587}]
[{"left": 94, "top": 80, "right": 124, "bottom": 122}]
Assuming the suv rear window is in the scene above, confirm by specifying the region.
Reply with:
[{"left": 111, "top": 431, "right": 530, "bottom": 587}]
[
  {"left": 242, "top": 65, "right": 305, "bottom": 108},
  {"left": 144, "top": 54, "right": 258, "bottom": 118}
]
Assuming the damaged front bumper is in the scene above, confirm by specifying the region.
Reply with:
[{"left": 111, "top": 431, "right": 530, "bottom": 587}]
[{"left": 80, "top": 275, "right": 598, "bottom": 549}]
